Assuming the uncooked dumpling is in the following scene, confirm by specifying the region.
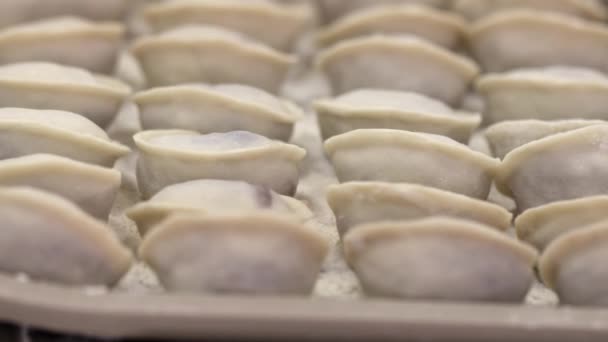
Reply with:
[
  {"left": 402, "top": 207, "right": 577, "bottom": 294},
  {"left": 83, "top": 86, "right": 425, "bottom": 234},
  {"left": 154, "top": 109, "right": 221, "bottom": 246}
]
[
  {"left": 469, "top": 10, "right": 608, "bottom": 73},
  {"left": 516, "top": 196, "right": 608, "bottom": 251},
  {"left": 0, "top": 107, "right": 129, "bottom": 167},
  {"left": 324, "top": 129, "right": 499, "bottom": 199},
  {"left": 485, "top": 119, "right": 605, "bottom": 159},
  {"left": 316, "top": 35, "right": 478, "bottom": 105},
  {"left": 0, "top": 0, "right": 129, "bottom": 28},
  {"left": 317, "top": 4, "right": 466, "bottom": 49},
  {"left": 0, "top": 154, "right": 121, "bottom": 220},
  {"left": 315, "top": 89, "right": 480, "bottom": 143},
  {"left": 0, "top": 187, "right": 131, "bottom": 286},
  {"left": 452, "top": 0, "right": 607, "bottom": 21},
  {"left": 496, "top": 125, "right": 608, "bottom": 212},
  {"left": 344, "top": 217, "right": 538, "bottom": 302},
  {"left": 144, "top": 0, "right": 314, "bottom": 51},
  {"left": 0, "top": 62, "right": 131, "bottom": 127},
  {"left": 139, "top": 213, "right": 328, "bottom": 295},
  {"left": 540, "top": 219, "right": 608, "bottom": 306},
  {"left": 478, "top": 67, "right": 608, "bottom": 125},
  {"left": 132, "top": 25, "right": 295, "bottom": 92},
  {"left": 0, "top": 17, "right": 125, "bottom": 74},
  {"left": 328, "top": 182, "right": 511, "bottom": 236},
  {"left": 134, "top": 83, "right": 303, "bottom": 141},
  {"left": 316, "top": 0, "right": 448, "bottom": 23},
  {"left": 127, "top": 179, "right": 313, "bottom": 236},
  {"left": 135, "top": 130, "right": 306, "bottom": 198}
]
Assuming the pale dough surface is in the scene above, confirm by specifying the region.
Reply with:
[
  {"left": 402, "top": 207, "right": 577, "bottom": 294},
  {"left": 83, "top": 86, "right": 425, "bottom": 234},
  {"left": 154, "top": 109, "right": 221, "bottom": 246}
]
[{"left": 109, "top": 67, "right": 557, "bottom": 305}]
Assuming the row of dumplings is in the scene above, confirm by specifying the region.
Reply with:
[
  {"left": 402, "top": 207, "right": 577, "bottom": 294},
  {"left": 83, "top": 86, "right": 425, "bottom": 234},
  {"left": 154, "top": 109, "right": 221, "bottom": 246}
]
[
  {"left": 132, "top": 119, "right": 608, "bottom": 301},
  {"left": 487, "top": 110, "right": 608, "bottom": 307},
  {"left": 0, "top": 106, "right": 323, "bottom": 293},
  {"left": 1, "top": 0, "right": 608, "bottom": 305},
  {"left": 320, "top": 122, "right": 608, "bottom": 306},
  {"left": 0, "top": 176, "right": 330, "bottom": 295},
  {"left": 0, "top": 95, "right": 331, "bottom": 295},
  {"left": 0, "top": 1, "right": 325, "bottom": 296},
  {"left": 0, "top": 63, "right": 542, "bottom": 301},
  {"left": 8, "top": 103, "right": 608, "bottom": 304},
  {"left": 0, "top": 60, "right": 307, "bottom": 141},
  {"left": 317, "top": 12, "right": 608, "bottom": 109},
  {"left": 2, "top": 0, "right": 605, "bottom": 25},
  {"left": 0, "top": 0, "right": 310, "bottom": 298},
  {"left": 473, "top": 2, "right": 608, "bottom": 307},
  {"left": 132, "top": 2, "right": 608, "bottom": 101},
  {"left": 0, "top": 106, "right": 131, "bottom": 285},
  {"left": 315, "top": 0, "right": 607, "bottom": 22},
  {"left": 0, "top": 0, "right": 143, "bottom": 292},
  {"left": 302, "top": 2, "right": 608, "bottom": 308},
  {"left": 321, "top": 125, "right": 535, "bottom": 302},
  {"left": 0, "top": 61, "right": 606, "bottom": 140},
  {"left": 2, "top": 1, "right": 608, "bottom": 97},
  {"left": 132, "top": 114, "right": 608, "bottom": 302},
  {"left": 311, "top": 0, "right": 608, "bottom": 303},
  {"left": 129, "top": 67, "right": 324, "bottom": 296}
]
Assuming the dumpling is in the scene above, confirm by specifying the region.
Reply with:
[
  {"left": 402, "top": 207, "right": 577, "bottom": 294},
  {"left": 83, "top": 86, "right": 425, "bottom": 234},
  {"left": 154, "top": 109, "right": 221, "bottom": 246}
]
[
  {"left": 0, "top": 62, "right": 131, "bottom": 127},
  {"left": 0, "top": 108, "right": 129, "bottom": 167},
  {"left": 139, "top": 213, "right": 328, "bottom": 295},
  {"left": 316, "top": 35, "right": 478, "bottom": 105},
  {"left": 0, "top": 17, "right": 124, "bottom": 74},
  {"left": 485, "top": 119, "right": 605, "bottom": 159},
  {"left": 127, "top": 179, "right": 313, "bottom": 236},
  {"left": 328, "top": 182, "right": 512, "bottom": 236},
  {"left": 132, "top": 26, "right": 295, "bottom": 92},
  {"left": 135, "top": 130, "right": 306, "bottom": 198},
  {"left": 478, "top": 67, "right": 608, "bottom": 125},
  {"left": 0, "top": 0, "right": 129, "bottom": 29},
  {"left": 143, "top": 0, "right": 313, "bottom": 51},
  {"left": 0, "top": 154, "right": 121, "bottom": 220},
  {"left": 316, "top": 0, "right": 448, "bottom": 23},
  {"left": 134, "top": 84, "right": 303, "bottom": 141},
  {"left": 516, "top": 196, "right": 608, "bottom": 251},
  {"left": 496, "top": 125, "right": 608, "bottom": 212},
  {"left": 469, "top": 10, "right": 608, "bottom": 73},
  {"left": 315, "top": 89, "right": 481, "bottom": 143},
  {"left": 452, "top": 0, "right": 607, "bottom": 21},
  {"left": 344, "top": 217, "right": 538, "bottom": 302},
  {"left": 317, "top": 4, "right": 466, "bottom": 49},
  {"left": 0, "top": 187, "right": 131, "bottom": 286},
  {"left": 324, "top": 129, "right": 499, "bottom": 199},
  {"left": 539, "top": 219, "right": 608, "bottom": 306}
]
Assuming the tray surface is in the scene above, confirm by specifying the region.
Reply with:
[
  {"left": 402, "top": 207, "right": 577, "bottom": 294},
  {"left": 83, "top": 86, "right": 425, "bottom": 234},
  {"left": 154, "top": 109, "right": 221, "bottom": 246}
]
[{"left": 1, "top": 274, "right": 608, "bottom": 342}]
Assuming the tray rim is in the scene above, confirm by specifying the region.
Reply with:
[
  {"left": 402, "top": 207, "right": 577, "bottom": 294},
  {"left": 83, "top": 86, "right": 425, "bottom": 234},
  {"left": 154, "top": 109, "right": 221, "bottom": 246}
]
[{"left": 1, "top": 275, "right": 608, "bottom": 341}]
